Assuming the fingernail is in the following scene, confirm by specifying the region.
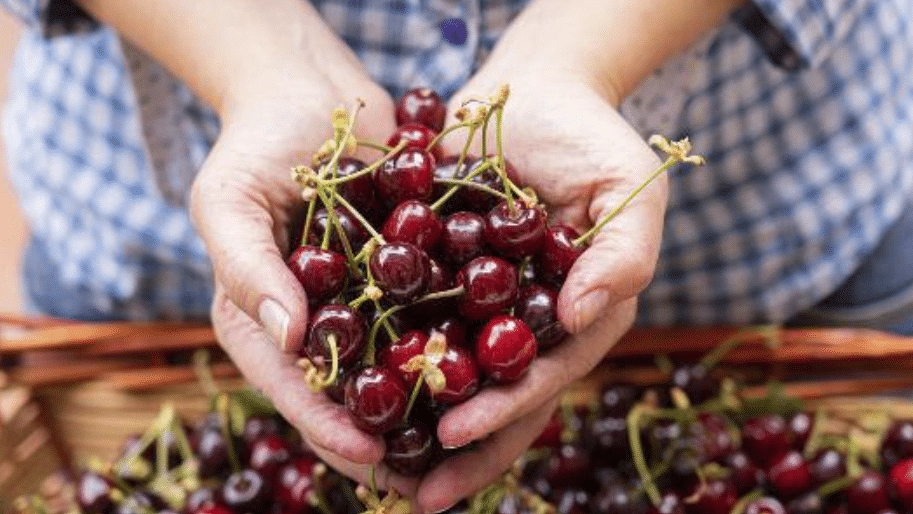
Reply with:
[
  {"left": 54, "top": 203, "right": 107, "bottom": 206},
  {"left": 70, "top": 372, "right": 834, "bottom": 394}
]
[
  {"left": 258, "top": 298, "right": 290, "bottom": 351},
  {"left": 573, "top": 290, "right": 609, "bottom": 332}
]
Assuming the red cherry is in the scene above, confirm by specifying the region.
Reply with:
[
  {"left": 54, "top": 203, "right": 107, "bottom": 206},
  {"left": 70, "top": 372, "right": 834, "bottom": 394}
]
[
  {"left": 383, "top": 421, "right": 440, "bottom": 476},
  {"left": 336, "top": 157, "right": 381, "bottom": 219},
  {"left": 396, "top": 88, "right": 446, "bottom": 132},
  {"left": 248, "top": 434, "right": 292, "bottom": 482},
  {"left": 387, "top": 123, "right": 442, "bottom": 159},
  {"left": 744, "top": 497, "right": 786, "bottom": 514},
  {"left": 456, "top": 256, "right": 519, "bottom": 319},
  {"left": 344, "top": 366, "right": 409, "bottom": 435},
  {"left": 242, "top": 416, "right": 281, "bottom": 450},
  {"left": 308, "top": 207, "right": 370, "bottom": 253},
  {"left": 379, "top": 330, "right": 427, "bottom": 387},
  {"left": 369, "top": 242, "right": 431, "bottom": 304},
  {"left": 432, "top": 344, "right": 480, "bottom": 404},
  {"left": 405, "top": 259, "right": 454, "bottom": 321},
  {"left": 382, "top": 200, "right": 442, "bottom": 252},
  {"left": 539, "top": 225, "right": 584, "bottom": 286},
  {"left": 439, "top": 211, "right": 488, "bottom": 268},
  {"left": 743, "top": 414, "right": 791, "bottom": 467},
  {"left": 76, "top": 472, "right": 115, "bottom": 514},
  {"left": 881, "top": 419, "right": 913, "bottom": 468},
  {"left": 598, "top": 383, "right": 642, "bottom": 418},
  {"left": 847, "top": 470, "right": 891, "bottom": 514},
  {"left": 221, "top": 469, "right": 270, "bottom": 514},
  {"left": 697, "top": 412, "right": 738, "bottom": 462},
  {"left": 725, "top": 452, "right": 764, "bottom": 495},
  {"left": 191, "top": 413, "right": 234, "bottom": 479},
  {"left": 193, "top": 505, "right": 233, "bottom": 514},
  {"left": 287, "top": 246, "right": 347, "bottom": 305},
  {"left": 647, "top": 492, "right": 685, "bottom": 514},
  {"left": 185, "top": 487, "right": 220, "bottom": 513},
  {"left": 591, "top": 483, "right": 649, "bottom": 514},
  {"left": 532, "top": 412, "right": 564, "bottom": 450},
  {"left": 766, "top": 450, "right": 812, "bottom": 501},
  {"left": 456, "top": 156, "right": 509, "bottom": 213},
  {"left": 431, "top": 155, "right": 472, "bottom": 210},
  {"left": 545, "top": 443, "right": 592, "bottom": 489},
  {"left": 785, "top": 492, "right": 825, "bottom": 514},
  {"left": 375, "top": 148, "right": 436, "bottom": 206},
  {"left": 277, "top": 456, "right": 322, "bottom": 511},
  {"left": 810, "top": 448, "right": 846, "bottom": 487},
  {"left": 514, "top": 284, "right": 567, "bottom": 350},
  {"left": 671, "top": 364, "right": 720, "bottom": 405},
  {"left": 889, "top": 459, "right": 913, "bottom": 510},
  {"left": 789, "top": 411, "right": 814, "bottom": 451},
  {"left": 484, "top": 201, "right": 547, "bottom": 258},
  {"left": 475, "top": 315, "right": 536, "bottom": 383},
  {"left": 425, "top": 317, "right": 468, "bottom": 348},
  {"left": 587, "top": 416, "right": 630, "bottom": 467},
  {"left": 324, "top": 365, "right": 357, "bottom": 405},
  {"left": 683, "top": 479, "right": 737, "bottom": 514},
  {"left": 303, "top": 304, "right": 367, "bottom": 367}
]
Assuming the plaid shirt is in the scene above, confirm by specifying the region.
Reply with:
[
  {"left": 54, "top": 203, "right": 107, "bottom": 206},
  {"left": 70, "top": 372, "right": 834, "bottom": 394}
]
[{"left": 1, "top": 0, "right": 912, "bottom": 324}]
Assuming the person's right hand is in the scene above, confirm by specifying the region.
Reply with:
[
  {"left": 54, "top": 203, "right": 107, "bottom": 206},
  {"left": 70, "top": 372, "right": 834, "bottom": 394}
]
[{"left": 188, "top": 25, "right": 420, "bottom": 497}]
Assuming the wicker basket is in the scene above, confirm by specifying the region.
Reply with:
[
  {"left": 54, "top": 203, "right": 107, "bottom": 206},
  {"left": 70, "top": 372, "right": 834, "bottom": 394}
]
[{"left": 5, "top": 316, "right": 913, "bottom": 505}]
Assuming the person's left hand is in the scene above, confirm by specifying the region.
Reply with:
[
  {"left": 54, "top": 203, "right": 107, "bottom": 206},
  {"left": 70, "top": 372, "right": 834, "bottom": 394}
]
[{"left": 412, "top": 58, "right": 670, "bottom": 513}]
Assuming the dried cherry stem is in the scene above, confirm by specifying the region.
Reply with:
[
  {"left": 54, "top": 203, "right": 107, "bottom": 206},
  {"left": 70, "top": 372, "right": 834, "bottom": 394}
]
[
  {"left": 216, "top": 395, "right": 242, "bottom": 473},
  {"left": 730, "top": 489, "right": 764, "bottom": 514},
  {"left": 321, "top": 140, "right": 408, "bottom": 187},
  {"left": 430, "top": 159, "right": 495, "bottom": 212},
  {"left": 402, "top": 374, "right": 425, "bottom": 422},
  {"left": 332, "top": 191, "right": 385, "bottom": 242},
  {"left": 357, "top": 139, "right": 393, "bottom": 153},
  {"left": 433, "top": 178, "right": 508, "bottom": 200},
  {"left": 572, "top": 136, "right": 706, "bottom": 247},
  {"left": 318, "top": 334, "right": 340, "bottom": 388}
]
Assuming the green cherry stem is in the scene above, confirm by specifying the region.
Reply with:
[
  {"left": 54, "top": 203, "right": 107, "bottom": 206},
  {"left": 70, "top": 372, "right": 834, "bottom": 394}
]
[
  {"left": 332, "top": 191, "right": 385, "bottom": 242},
  {"left": 318, "top": 334, "right": 340, "bottom": 388},
  {"left": 426, "top": 121, "right": 475, "bottom": 151},
  {"left": 430, "top": 158, "right": 495, "bottom": 212},
  {"left": 493, "top": 107, "right": 515, "bottom": 213},
  {"left": 432, "top": 178, "right": 508, "bottom": 200},
  {"left": 402, "top": 374, "right": 425, "bottom": 422},
  {"left": 321, "top": 140, "right": 408, "bottom": 187},
  {"left": 356, "top": 139, "right": 393, "bottom": 153},
  {"left": 217, "top": 395, "right": 242, "bottom": 474},
  {"left": 730, "top": 489, "right": 764, "bottom": 514},
  {"left": 364, "top": 302, "right": 402, "bottom": 367},
  {"left": 301, "top": 195, "right": 318, "bottom": 246},
  {"left": 627, "top": 405, "right": 662, "bottom": 506},
  {"left": 818, "top": 475, "right": 852, "bottom": 497}
]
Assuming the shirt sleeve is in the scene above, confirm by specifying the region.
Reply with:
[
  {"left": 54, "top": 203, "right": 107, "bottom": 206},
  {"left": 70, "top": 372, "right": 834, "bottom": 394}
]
[
  {"left": 0, "top": 0, "right": 97, "bottom": 37},
  {"left": 737, "top": 0, "right": 870, "bottom": 70}
]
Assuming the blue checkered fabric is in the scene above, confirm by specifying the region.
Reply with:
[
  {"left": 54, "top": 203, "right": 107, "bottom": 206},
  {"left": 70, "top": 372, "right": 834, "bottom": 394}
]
[{"left": 1, "top": 0, "right": 911, "bottom": 324}]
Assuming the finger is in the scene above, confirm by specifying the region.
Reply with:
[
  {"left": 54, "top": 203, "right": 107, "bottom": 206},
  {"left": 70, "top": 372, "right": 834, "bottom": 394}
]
[
  {"left": 417, "top": 397, "right": 559, "bottom": 513},
  {"left": 558, "top": 141, "right": 667, "bottom": 334},
  {"left": 211, "top": 285, "right": 384, "bottom": 464},
  {"left": 309, "top": 445, "right": 421, "bottom": 506},
  {"left": 436, "top": 299, "right": 635, "bottom": 449}
]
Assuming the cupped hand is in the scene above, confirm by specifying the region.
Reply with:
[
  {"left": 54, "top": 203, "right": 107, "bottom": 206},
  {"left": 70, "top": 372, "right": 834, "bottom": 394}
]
[
  {"left": 415, "top": 67, "right": 670, "bottom": 511},
  {"left": 189, "top": 41, "right": 419, "bottom": 497}
]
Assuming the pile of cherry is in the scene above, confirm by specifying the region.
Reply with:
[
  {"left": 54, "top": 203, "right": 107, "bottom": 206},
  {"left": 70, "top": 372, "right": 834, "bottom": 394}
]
[{"left": 286, "top": 86, "right": 700, "bottom": 477}]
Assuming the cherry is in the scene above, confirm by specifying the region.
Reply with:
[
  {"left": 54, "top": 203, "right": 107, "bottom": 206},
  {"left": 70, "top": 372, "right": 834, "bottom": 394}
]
[
  {"left": 193, "top": 506, "right": 233, "bottom": 514},
  {"left": 881, "top": 420, "right": 913, "bottom": 468},
  {"left": 555, "top": 489, "right": 591, "bottom": 514},
  {"left": 369, "top": 242, "right": 431, "bottom": 304},
  {"left": 325, "top": 365, "right": 357, "bottom": 404},
  {"left": 287, "top": 246, "right": 347, "bottom": 306},
  {"left": 767, "top": 450, "right": 813, "bottom": 501},
  {"left": 810, "top": 448, "right": 846, "bottom": 487},
  {"left": 382, "top": 200, "right": 443, "bottom": 252},
  {"left": 591, "top": 483, "right": 648, "bottom": 514},
  {"left": 785, "top": 492, "right": 825, "bottom": 514},
  {"left": 248, "top": 433, "right": 292, "bottom": 482},
  {"left": 743, "top": 414, "right": 791, "bottom": 467},
  {"left": 514, "top": 284, "right": 568, "bottom": 350},
  {"left": 308, "top": 206, "right": 370, "bottom": 253},
  {"left": 683, "top": 479, "right": 737, "bottom": 514},
  {"left": 647, "top": 492, "right": 685, "bottom": 514},
  {"left": 386, "top": 123, "right": 442, "bottom": 159},
  {"left": 432, "top": 155, "right": 471, "bottom": 209},
  {"left": 396, "top": 88, "right": 446, "bottom": 131},
  {"left": 484, "top": 201, "right": 547, "bottom": 258},
  {"left": 367, "top": 306, "right": 412, "bottom": 348},
  {"left": 789, "top": 412, "right": 814, "bottom": 451},
  {"left": 383, "top": 422, "right": 440, "bottom": 476},
  {"left": 379, "top": 330, "right": 428, "bottom": 386},
  {"left": 697, "top": 412, "right": 738, "bottom": 462},
  {"left": 277, "top": 456, "right": 322, "bottom": 511},
  {"left": 847, "top": 470, "right": 891, "bottom": 514},
  {"left": 303, "top": 304, "right": 367, "bottom": 367},
  {"left": 456, "top": 256, "right": 519, "bottom": 319},
  {"left": 888, "top": 459, "right": 913, "bottom": 510},
  {"left": 544, "top": 442, "right": 593, "bottom": 489},
  {"left": 587, "top": 415, "right": 630, "bottom": 467},
  {"left": 425, "top": 317, "right": 468, "bottom": 348},
  {"left": 745, "top": 497, "right": 787, "bottom": 514},
  {"left": 670, "top": 364, "right": 720, "bottom": 405},
  {"left": 725, "top": 451, "right": 764, "bottom": 494},
  {"left": 191, "top": 413, "right": 234, "bottom": 479},
  {"left": 533, "top": 412, "right": 565, "bottom": 450},
  {"left": 76, "top": 472, "right": 115, "bottom": 514},
  {"left": 406, "top": 259, "right": 455, "bottom": 320},
  {"left": 221, "top": 469, "right": 271, "bottom": 514},
  {"left": 439, "top": 211, "right": 487, "bottom": 267},
  {"left": 475, "top": 315, "right": 537, "bottom": 383},
  {"left": 344, "top": 366, "right": 409, "bottom": 435},
  {"left": 115, "top": 491, "right": 166, "bottom": 514},
  {"left": 458, "top": 157, "right": 510, "bottom": 213},
  {"left": 431, "top": 344, "right": 481, "bottom": 404},
  {"left": 335, "top": 157, "right": 381, "bottom": 217},
  {"left": 520, "top": 259, "right": 541, "bottom": 285},
  {"left": 242, "top": 416, "right": 281, "bottom": 450},
  {"left": 539, "top": 225, "right": 584, "bottom": 286},
  {"left": 375, "top": 148, "right": 436, "bottom": 206},
  {"left": 185, "top": 487, "right": 220, "bottom": 512},
  {"left": 599, "top": 383, "right": 642, "bottom": 418}
]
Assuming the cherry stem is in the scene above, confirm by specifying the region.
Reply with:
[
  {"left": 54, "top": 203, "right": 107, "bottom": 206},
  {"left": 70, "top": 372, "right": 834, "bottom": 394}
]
[
  {"left": 430, "top": 158, "right": 494, "bottom": 212},
  {"left": 318, "top": 101, "right": 364, "bottom": 180},
  {"left": 573, "top": 156, "right": 678, "bottom": 247},
  {"left": 426, "top": 121, "right": 474, "bottom": 151},
  {"left": 301, "top": 195, "right": 318, "bottom": 247},
  {"left": 493, "top": 107, "right": 515, "bottom": 214},
  {"left": 356, "top": 139, "right": 393, "bottom": 153},
  {"left": 156, "top": 426, "right": 168, "bottom": 478},
  {"left": 332, "top": 191, "right": 384, "bottom": 241},
  {"left": 432, "top": 178, "right": 508, "bottom": 200},
  {"left": 818, "top": 475, "right": 852, "bottom": 498},
  {"left": 319, "top": 334, "right": 340, "bottom": 388},
  {"left": 402, "top": 374, "right": 425, "bottom": 422},
  {"left": 217, "top": 394, "right": 242, "bottom": 474},
  {"left": 321, "top": 140, "right": 408, "bottom": 187},
  {"left": 480, "top": 107, "right": 492, "bottom": 159},
  {"left": 803, "top": 409, "right": 827, "bottom": 458},
  {"left": 627, "top": 405, "right": 662, "bottom": 506},
  {"left": 307, "top": 492, "right": 334, "bottom": 514},
  {"left": 369, "top": 465, "right": 378, "bottom": 498},
  {"left": 192, "top": 350, "right": 220, "bottom": 401},
  {"left": 730, "top": 489, "right": 764, "bottom": 514},
  {"left": 414, "top": 285, "right": 465, "bottom": 303},
  {"left": 365, "top": 302, "right": 403, "bottom": 366}
]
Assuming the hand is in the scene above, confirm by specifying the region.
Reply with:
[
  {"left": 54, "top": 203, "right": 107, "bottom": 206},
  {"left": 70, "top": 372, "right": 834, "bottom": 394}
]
[
  {"left": 189, "top": 43, "right": 420, "bottom": 497},
  {"left": 414, "top": 63, "right": 669, "bottom": 511}
]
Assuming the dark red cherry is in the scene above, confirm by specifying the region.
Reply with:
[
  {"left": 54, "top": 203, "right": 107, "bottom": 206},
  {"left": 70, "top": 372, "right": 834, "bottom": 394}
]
[
  {"left": 336, "top": 157, "right": 381, "bottom": 217},
  {"left": 599, "top": 383, "right": 642, "bottom": 418},
  {"left": 185, "top": 487, "right": 220, "bottom": 513},
  {"left": 387, "top": 122, "right": 442, "bottom": 159},
  {"left": 439, "top": 211, "right": 487, "bottom": 268},
  {"left": 287, "top": 245, "right": 347, "bottom": 305},
  {"left": 382, "top": 200, "right": 442, "bottom": 252},
  {"left": 745, "top": 497, "right": 786, "bottom": 514},
  {"left": 456, "top": 256, "right": 519, "bottom": 319},
  {"left": 432, "top": 155, "right": 472, "bottom": 209},
  {"left": 383, "top": 422, "right": 440, "bottom": 476},
  {"left": 406, "top": 259, "right": 454, "bottom": 320},
  {"left": 369, "top": 242, "right": 432, "bottom": 304},
  {"left": 484, "top": 202, "right": 547, "bottom": 258},
  {"left": 767, "top": 451, "right": 813, "bottom": 501},
  {"left": 545, "top": 443, "right": 592, "bottom": 489},
  {"left": 810, "top": 448, "right": 846, "bottom": 487},
  {"left": 697, "top": 412, "right": 738, "bottom": 462},
  {"left": 683, "top": 479, "right": 737, "bottom": 514},
  {"left": 647, "top": 492, "right": 685, "bottom": 514},
  {"left": 591, "top": 483, "right": 648, "bottom": 514},
  {"left": 671, "top": 364, "right": 720, "bottom": 405},
  {"left": 789, "top": 412, "right": 814, "bottom": 451},
  {"left": 242, "top": 416, "right": 281, "bottom": 450},
  {"left": 191, "top": 413, "right": 233, "bottom": 479},
  {"left": 221, "top": 469, "right": 270, "bottom": 514},
  {"left": 785, "top": 492, "right": 824, "bottom": 514},
  {"left": 396, "top": 88, "right": 446, "bottom": 132},
  {"left": 344, "top": 366, "right": 409, "bottom": 435},
  {"left": 881, "top": 419, "right": 913, "bottom": 468},
  {"left": 379, "top": 330, "right": 428, "bottom": 387},
  {"left": 532, "top": 412, "right": 564, "bottom": 450},
  {"left": 325, "top": 365, "right": 357, "bottom": 405},
  {"left": 725, "top": 452, "right": 764, "bottom": 494},
  {"left": 115, "top": 491, "right": 166, "bottom": 514},
  {"left": 475, "top": 315, "right": 536, "bottom": 383},
  {"left": 277, "top": 456, "right": 323, "bottom": 511},
  {"left": 455, "top": 156, "right": 507, "bottom": 213},
  {"left": 514, "top": 284, "right": 567, "bottom": 350},
  {"left": 76, "top": 472, "right": 115, "bottom": 514},
  {"left": 248, "top": 434, "right": 292, "bottom": 482},
  {"left": 375, "top": 148, "right": 436, "bottom": 206},
  {"left": 193, "top": 505, "right": 233, "bottom": 514},
  {"left": 743, "top": 414, "right": 791, "bottom": 467},
  {"left": 889, "top": 459, "right": 913, "bottom": 510},
  {"left": 847, "top": 470, "right": 891, "bottom": 514},
  {"left": 432, "top": 345, "right": 480, "bottom": 404},
  {"left": 555, "top": 489, "right": 591, "bottom": 514},
  {"left": 425, "top": 317, "right": 468, "bottom": 348},
  {"left": 308, "top": 207, "right": 370, "bottom": 253},
  {"left": 539, "top": 225, "right": 584, "bottom": 287},
  {"left": 303, "top": 304, "right": 367, "bottom": 367},
  {"left": 587, "top": 416, "right": 631, "bottom": 467}
]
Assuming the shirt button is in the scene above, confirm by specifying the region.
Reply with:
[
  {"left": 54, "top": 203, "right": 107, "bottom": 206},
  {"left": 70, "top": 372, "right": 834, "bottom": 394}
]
[{"left": 439, "top": 17, "right": 468, "bottom": 46}]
